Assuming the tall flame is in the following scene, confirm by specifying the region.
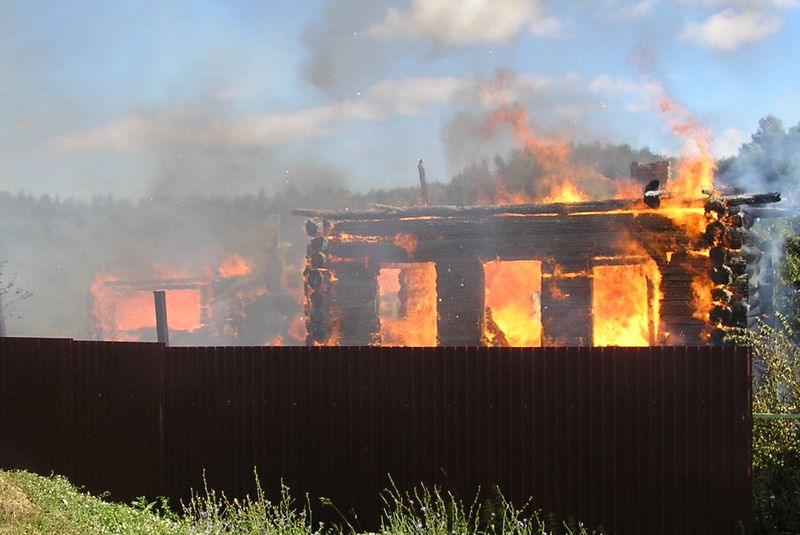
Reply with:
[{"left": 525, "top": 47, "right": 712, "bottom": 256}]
[
  {"left": 656, "top": 91, "right": 717, "bottom": 338},
  {"left": 486, "top": 104, "right": 638, "bottom": 204},
  {"left": 657, "top": 94, "right": 715, "bottom": 197}
]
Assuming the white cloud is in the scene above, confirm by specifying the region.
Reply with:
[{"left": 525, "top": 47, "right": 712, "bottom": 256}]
[
  {"left": 618, "top": 0, "right": 657, "bottom": 18},
  {"left": 680, "top": 8, "right": 782, "bottom": 49},
  {"left": 211, "top": 85, "right": 256, "bottom": 102},
  {"left": 471, "top": 72, "right": 564, "bottom": 108},
  {"left": 711, "top": 127, "right": 747, "bottom": 157},
  {"left": 217, "top": 101, "right": 386, "bottom": 146},
  {"left": 54, "top": 72, "right": 592, "bottom": 153},
  {"left": 589, "top": 74, "right": 662, "bottom": 113},
  {"left": 367, "top": 77, "right": 470, "bottom": 115},
  {"left": 52, "top": 76, "right": 480, "bottom": 152},
  {"left": 679, "top": 0, "right": 797, "bottom": 8},
  {"left": 369, "top": 0, "right": 561, "bottom": 45},
  {"left": 52, "top": 101, "right": 386, "bottom": 151}
]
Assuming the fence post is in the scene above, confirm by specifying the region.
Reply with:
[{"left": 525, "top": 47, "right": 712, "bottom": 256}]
[
  {"left": 0, "top": 296, "right": 7, "bottom": 337},
  {"left": 156, "top": 342, "right": 168, "bottom": 498},
  {"left": 154, "top": 291, "right": 169, "bottom": 346}
]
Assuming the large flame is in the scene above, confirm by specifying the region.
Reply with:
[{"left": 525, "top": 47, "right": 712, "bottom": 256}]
[
  {"left": 90, "top": 251, "right": 283, "bottom": 343},
  {"left": 483, "top": 259, "right": 542, "bottom": 346},
  {"left": 90, "top": 274, "right": 204, "bottom": 340},
  {"left": 485, "top": 104, "right": 639, "bottom": 204},
  {"left": 378, "top": 263, "right": 437, "bottom": 346},
  {"left": 657, "top": 95, "right": 715, "bottom": 198},
  {"left": 218, "top": 253, "right": 253, "bottom": 279},
  {"left": 656, "top": 91, "right": 717, "bottom": 338},
  {"left": 592, "top": 261, "right": 661, "bottom": 346}
]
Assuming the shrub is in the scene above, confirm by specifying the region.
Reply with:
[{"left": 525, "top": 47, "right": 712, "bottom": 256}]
[{"left": 728, "top": 315, "right": 800, "bottom": 534}]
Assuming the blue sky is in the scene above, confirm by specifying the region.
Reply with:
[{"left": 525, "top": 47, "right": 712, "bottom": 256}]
[{"left": 1, "top": 0, "right": 799, "bottom": 198}]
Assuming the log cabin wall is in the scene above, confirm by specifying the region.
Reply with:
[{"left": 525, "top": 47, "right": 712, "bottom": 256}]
[
  {"left": 541, "top": 258, "right": 592, "bottom": 346},
  {"left": 303, "top": 205, "right": 711, "bottom": 346}
]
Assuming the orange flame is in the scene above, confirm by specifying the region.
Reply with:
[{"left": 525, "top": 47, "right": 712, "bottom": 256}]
[
  {"left": 592, "top": 261, "right": 661, "bottom": 346},
  {"left": 90, "top": 274, "right": 204, "bottom": 340},
  {"left": 378, "top": 264, "right": 437, "bottom": 346},
  {"left": 657, "top": 94, "right": 715, "bottom": 198},
  {"left": 393, "top": 233, "right": 419, "bottom": 256},
  {"left": 218, "top": 253, "right": 252, "bottom": 279},
  {"left": 654, "top": 92, "right": 716, "bottom": 333},
  {"left": 486, "top": 104, "right": 638, "bottom": 204},
  {"left": 541, "top": 182, "right": 587, "bottom": 204},
  {"left": 483, "top": 260, "right": 542, "bottom": 347},
  {"left": 488, "top": 104, "right": 571, "bottom": 170}
]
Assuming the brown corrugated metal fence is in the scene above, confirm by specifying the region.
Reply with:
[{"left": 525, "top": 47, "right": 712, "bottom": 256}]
[{"left": 0, "top": 340, "right": 751, "bottom": 533}]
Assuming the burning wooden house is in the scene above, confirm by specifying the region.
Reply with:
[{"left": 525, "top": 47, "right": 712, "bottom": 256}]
[
  {"left": 88, "top": 246, "right": 304, "bottom": 345},
  {"left": 295, "top": 163, "right": 782, "bottom": 347}
]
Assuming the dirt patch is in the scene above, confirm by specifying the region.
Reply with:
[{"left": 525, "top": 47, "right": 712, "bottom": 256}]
[{"left": 0, "top": 472, "right": 37, "bottom": 531}]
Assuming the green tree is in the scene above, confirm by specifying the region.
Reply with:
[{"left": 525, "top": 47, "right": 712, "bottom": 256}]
[
  {"left": 728, "top": 318, "right": 800, "bottom": 533},
  {"left": 720, "top": 115, "right": 800, "bottom": 191}
]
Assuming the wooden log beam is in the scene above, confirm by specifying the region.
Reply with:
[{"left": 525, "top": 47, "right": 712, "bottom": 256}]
[
  {"left": 293, "top": 190, "right": 781, "bottom": 222},
  {"left": 294, "top": 198, "right": 648, "bottom": 220},
  {"left": 330, "top": 260, "right": 380, "bottom": 345},
  {"left": 721, "top": 192, "right": 781, "bottom": 207}
]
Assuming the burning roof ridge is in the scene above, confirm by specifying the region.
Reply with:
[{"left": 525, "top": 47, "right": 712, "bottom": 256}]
[{"left": 292, "top": 191, "right": 781, "bottom": 221}]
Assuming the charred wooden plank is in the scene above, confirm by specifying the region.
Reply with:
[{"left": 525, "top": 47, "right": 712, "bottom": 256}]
[
  {"left": 540, "top": 266, "right": 592, "bottom": 346},
  {"left": 435, "top": 259, "right": 484, "bottom": 346},
  {"left": 331, "top": 211, "right": 689, "bottom": 239}
]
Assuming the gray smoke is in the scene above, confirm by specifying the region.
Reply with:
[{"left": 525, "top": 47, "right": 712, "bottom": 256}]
[
  {"left": 718, "top": 115, "right": 800, "bottom": 208},
  {"left": 300, "top": 0, "right": 396, "bottom": 97}
]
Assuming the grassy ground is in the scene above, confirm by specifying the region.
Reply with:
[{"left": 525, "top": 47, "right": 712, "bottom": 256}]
[
  {"left": 0, "top": 470, "right": 596, "bottom": 535},
  {"left": 0, "top": 470, "right": 183, "bottom": 535}
]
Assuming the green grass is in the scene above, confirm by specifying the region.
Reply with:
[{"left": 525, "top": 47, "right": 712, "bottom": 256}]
[
  {"left": 0, "top": 470, "right": 183, "bottom": 535},
  {"left": 0, "top": 470, "right": 600, "bottom": 535}
]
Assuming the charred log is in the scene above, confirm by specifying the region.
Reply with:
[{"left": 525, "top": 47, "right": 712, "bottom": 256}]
[
  {"left": 310, "top": 251, "right": 327, "bottom": 269},
  {"left": 720, "top": 192, "right": 781, "bottom": 206},
  {"left": 704, "top": 221, "right": 726, "bottom": 245},
  {"left": 306, "top": 219, "right": 323, "bottom": 237},
  {"left": 308, "top": 236, "right": 327, "bottom": 253},
  {"left": 541, "top": 263, "right": 592, "bottom": 346},
  {"left": 709, "top": 246, "right": 727, "bottom": 266},
  {"left": 711, "top": 287, "right": 733, "bottom": 304},
  {"left": 710, "top": 265, "right": 733, "bottom": 285},
  {"left": 704, "top": 199, "right": 728, "bottom": 219},
  {"left": 330, "top": 260, "right": 380, "bottom": 345},
  {"left": 483, "top": 307, "right": 510, "bottom": 347}
]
